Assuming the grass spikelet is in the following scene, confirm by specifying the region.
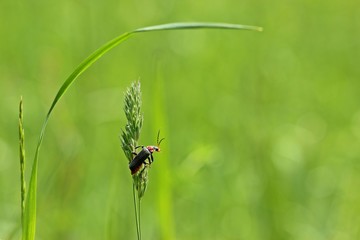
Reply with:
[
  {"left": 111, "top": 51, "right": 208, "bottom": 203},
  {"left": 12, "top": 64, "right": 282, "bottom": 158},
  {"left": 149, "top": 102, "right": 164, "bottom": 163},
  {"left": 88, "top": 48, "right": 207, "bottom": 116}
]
[{"left": 19, "top": 97, "right": 26, "bottom": 232}]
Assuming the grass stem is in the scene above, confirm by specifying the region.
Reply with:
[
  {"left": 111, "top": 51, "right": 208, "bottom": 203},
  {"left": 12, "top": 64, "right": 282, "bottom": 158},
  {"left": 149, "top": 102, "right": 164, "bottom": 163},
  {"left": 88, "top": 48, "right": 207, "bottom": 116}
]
[
  {"left": 133, "top": 183, "right": 141, "bottom": 240},
  {"left": 19, "top": 97, "right": 26, "bottom": 231}
]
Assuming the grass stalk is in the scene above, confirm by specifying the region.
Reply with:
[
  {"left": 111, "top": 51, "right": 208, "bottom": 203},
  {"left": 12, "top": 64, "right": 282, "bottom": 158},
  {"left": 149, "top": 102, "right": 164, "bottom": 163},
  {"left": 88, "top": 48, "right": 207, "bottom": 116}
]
[
  {"left": 120, "top": 81, "right": 144, "bottom": 239},
  {"left": 133, "top": 183, "right": 140, "bottom": 240},
  {"left": 18, "top": 97, "right": 26, "bottom": 232},
  {"left": 138, "top": 196, "right": 142, "bottom": 240}
]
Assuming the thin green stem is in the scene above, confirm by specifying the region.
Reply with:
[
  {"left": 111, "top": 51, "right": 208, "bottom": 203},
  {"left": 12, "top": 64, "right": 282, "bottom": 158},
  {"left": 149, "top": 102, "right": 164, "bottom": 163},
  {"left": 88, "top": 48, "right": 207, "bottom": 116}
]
[
  {"left": 133, "top": 183, "right": 140, "bottom": 240},
  {"left": 19, "top": 97, "right": 26, "bottom": 231},
  {"left": 138, "top": 197, "right": 142, "bottom": 240}
]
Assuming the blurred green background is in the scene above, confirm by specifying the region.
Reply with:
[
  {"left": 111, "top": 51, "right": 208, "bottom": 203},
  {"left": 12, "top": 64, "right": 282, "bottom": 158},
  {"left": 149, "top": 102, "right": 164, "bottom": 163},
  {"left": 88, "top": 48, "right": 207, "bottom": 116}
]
[{"left": 1, "top": 0, "right": 360, "bottom": 239}]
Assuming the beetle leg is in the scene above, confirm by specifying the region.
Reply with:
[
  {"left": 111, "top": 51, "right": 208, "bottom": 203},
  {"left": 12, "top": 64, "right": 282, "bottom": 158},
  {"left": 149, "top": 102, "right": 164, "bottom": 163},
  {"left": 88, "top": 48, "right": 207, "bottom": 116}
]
[
  {"left": 132, "top": 145, "right": 144, "bottom": 156},
  {"left": 150, "top": 154, "right": 154, "bottom": 163},
  {"left": 143, "top": 157, "right": 150, "bottom": 166}
]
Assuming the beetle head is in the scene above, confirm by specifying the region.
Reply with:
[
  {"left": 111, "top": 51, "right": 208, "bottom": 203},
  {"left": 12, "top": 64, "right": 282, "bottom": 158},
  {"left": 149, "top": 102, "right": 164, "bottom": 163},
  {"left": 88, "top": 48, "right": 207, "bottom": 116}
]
[
  {"left": 146, "top": 131, "right": 164, "bottom": 153},
  {"left": 147, "top": 146, "right": 160, "bottom": 153}
]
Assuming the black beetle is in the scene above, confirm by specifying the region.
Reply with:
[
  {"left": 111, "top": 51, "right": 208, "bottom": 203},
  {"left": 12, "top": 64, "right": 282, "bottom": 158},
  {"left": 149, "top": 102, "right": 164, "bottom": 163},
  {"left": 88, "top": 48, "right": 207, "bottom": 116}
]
[{"left": 129, "top": 131, "right": 164, "bottom": 175}]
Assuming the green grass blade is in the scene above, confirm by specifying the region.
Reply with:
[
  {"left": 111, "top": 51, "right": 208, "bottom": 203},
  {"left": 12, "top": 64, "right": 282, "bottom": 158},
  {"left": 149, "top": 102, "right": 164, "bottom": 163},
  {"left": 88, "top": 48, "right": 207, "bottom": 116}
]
[
  {"left": 21, "top": 31, "right": 132, "bottom": 240},
  {"left": 23, "top": 156, "right": 37, "bottom": 240},
  {"left": 134, "top": 22, "right": 263, "bottom": 33},
  {"left": 23, "top": 22, "right": 261, "bottom": 240},
  {"left": 47, "top": 32, "right": 132, "bottom": 116},
  {"left": 19, "top": 97, "right": 26, "bottom": 232}
]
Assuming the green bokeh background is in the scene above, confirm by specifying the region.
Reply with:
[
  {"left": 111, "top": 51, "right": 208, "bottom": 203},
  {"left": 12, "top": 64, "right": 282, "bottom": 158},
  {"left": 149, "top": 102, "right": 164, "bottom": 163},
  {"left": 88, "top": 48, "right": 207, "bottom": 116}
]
[{"left": 1, "top": 0, "right": 360, "bottom": 239}]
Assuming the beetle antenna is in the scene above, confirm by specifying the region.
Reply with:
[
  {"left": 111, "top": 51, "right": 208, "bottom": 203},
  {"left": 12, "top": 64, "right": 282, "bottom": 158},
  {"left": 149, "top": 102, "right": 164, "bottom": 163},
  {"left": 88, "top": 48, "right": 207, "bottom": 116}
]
[
  {"left": 157, "top": 130, "right": 165, "bottom": 146},
  {"left": 158, "top": 137, "right": 165, "bottom": 146}
]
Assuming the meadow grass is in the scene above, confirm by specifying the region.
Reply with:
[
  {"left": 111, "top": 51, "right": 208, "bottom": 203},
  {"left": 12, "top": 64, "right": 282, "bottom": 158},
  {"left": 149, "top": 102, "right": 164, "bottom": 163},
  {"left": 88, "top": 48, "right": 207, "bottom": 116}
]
[{"left": 1, "top": 2, "right": 358, "bottom": 239}]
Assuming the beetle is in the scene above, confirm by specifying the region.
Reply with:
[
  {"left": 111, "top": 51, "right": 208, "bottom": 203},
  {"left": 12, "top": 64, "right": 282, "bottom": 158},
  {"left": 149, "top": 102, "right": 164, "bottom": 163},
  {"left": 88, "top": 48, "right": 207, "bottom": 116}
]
[{"left": 129, "top": 131, "right": 165, "bottom": 175}]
